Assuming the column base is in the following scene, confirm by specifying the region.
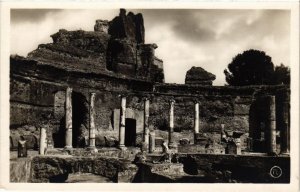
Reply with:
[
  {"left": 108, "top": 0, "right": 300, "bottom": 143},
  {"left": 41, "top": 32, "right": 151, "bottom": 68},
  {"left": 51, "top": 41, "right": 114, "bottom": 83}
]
[
  {"left": 168, "top": 142, "right": 178, "bottom": 150},
  {"left": 118, "top": 145, "right": 127, "bottom": 150},
  {"left": 141, "top": 142, "right": 149, "bottom": 153},
  {"left": 64, "top": 146, "right": 73, "bottom": 154},
  {"left": 39, "top": 147, "right": 47, "bottom": 155},
  {"left": 280, "top": 150, "right": 290, "bottom": 156},
  {"left": 87, "top": 146, "right": 98, "bottom": 153},
  {"left": 64, "top": 145, "right": 73, "bottom": 149}
]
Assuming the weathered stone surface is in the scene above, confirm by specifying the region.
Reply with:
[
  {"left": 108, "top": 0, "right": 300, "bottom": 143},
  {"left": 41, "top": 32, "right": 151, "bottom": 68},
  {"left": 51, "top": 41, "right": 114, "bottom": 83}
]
[
  {"left": 95, "top": 135, "right": 106, "bottom": 147},
  {"left": 10, "top": 158, "right": 32, "bottom": 182},
  {"left": 179, "top": 138, "right": 190, "bottom": 146},
  {"left": 194, "top": 133, "right": 208, "bottom": 145},
  {"left": 10, "top": 135, "right": 20, "bottom": 150},
  {"left": 94, "top": 20, "right": 109, "bottom": 33},
  {"left": 104, "top": 136, "right": 117, "bottom": 147},
  {"left": 65, "top": 173, "right": 113, "bottom": 183},
  {"left": 155, "top": 137, "right": 164, "bottom": 146},
  {"left": 185, "top": 67, "right": 216, "bottom": 85},
  {"left": 30, "top": 156, "right": 138, "bottom": 183},
  {"left": 27, "top": 29, "right": 110, "bottom": 74},
  {"left": 108, "top": 9, "right": 145, "bottom": 44},
  {"left": 234, "top": 104, "right": 250, "bottom": 115},
  {"left": 21, "top": 135, "right": 39, "bottom": 150},
  {"left": 178, "top": 154, "right": 290, "bottom": 183}
]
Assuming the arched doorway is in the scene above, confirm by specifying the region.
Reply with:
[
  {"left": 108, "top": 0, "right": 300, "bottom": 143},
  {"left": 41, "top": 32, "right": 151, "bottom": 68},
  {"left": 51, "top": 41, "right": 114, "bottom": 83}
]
[{"left": 125, "top": 118, "right": 136, "bottom": 146}]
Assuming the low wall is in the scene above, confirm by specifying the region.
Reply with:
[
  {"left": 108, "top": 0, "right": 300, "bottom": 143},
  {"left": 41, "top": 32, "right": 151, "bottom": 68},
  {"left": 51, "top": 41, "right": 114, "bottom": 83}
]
[
  {"left": 177, "top": 153, "right": 290, "bottom": 183},
  {"left": 11, "top": 156, "right": 138, "bottom": 183}
]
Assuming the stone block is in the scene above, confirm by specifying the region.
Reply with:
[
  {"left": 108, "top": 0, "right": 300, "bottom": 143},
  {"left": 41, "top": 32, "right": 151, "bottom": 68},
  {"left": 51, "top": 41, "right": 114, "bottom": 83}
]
[
  {"left": 179, "top": 138, "right": 190, "bottom": 146},
  {"left": 234, "top": 96, "right": 253, "bottom": 104},
  {"left": 135, "top": 133, "right": 143, "bottom": 146},
  {"left": 232, "top": 116, "right": 249, "bottom": 132},
  {"left": 155, "top": 137, "right": 164, "bottom": 147},
  {"left": 21, "top": 135, "right": 39, "bottom": 150},
  {"left": 104, "top": 136, "right": 117, "bottom": 147},
  {"left": 95, "top": 135, "right": 106, "bottom": 147},
  {"left": 10, "top": 135, "right": 20, "bottom": 150},
  {"left": 194, "top": 133, "right": 208, "bottom": 145},
  {"left": 234, "top": 104, "right": 250, "bottom": 115},
  {"left": 226, "top": 142, "right": 239, "bottom": 155}
]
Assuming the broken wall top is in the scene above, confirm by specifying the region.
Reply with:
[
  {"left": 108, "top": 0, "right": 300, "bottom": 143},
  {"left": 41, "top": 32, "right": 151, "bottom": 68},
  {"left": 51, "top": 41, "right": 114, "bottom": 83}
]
[
  {"left": 185, "top": 66, "right": 216, "bottom": 85},
  {"left": 23, "top": 9, "right": 163, "bottom": 83},
  {"left": 108, "top": 9, "right": 145, "bottom": 44}
]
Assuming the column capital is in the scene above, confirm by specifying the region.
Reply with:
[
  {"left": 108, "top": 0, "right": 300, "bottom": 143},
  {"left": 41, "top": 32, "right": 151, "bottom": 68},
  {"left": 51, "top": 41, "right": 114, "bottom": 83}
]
[
  {"left": 221, "top": 124, "right": 225, "bottom": 129},
  {"left": 66, "top": 87, "right": 73, "bottom": 92},
  {"left": 193, "top": 99, "right": 200, "bottom": 104},
  {"left": 143, "top": 96, "right": 151, "bottom": 102},
  {"left": 118, "top": 94, "right": 128, "bottom": 98},
  {"left": 169, "top": 98, "right": 176, "bottom": 104},
  {"left": 90, "top": 92, "right": 96, "bottom": 96}
]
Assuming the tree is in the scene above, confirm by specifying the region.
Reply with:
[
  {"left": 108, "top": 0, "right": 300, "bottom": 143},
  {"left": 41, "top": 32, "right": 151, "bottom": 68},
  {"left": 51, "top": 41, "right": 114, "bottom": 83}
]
[
  {"left": 224, "top": 49, "right": 275, "bottom": 86},
  {"left": 273, "top": 64, "right": 290, "bottom": 85}
]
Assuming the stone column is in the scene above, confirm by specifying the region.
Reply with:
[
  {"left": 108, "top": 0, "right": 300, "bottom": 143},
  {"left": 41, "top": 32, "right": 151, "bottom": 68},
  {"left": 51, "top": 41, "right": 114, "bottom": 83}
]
[
  {"left": 221, "top": 124, "right": 226, "bottom": 141},
  {"left": 149, "top": 131, "right": 155, "bottom": 153},
  {"left": 39, "top": 127, "right": 47, "bottom": 155},
  {"left": 65, "top": 87, "right": 73, "bottom": 149},
  {"left": 194, "top": 102, "right": 200, "bottom": 134},
  {"left": 281, "top": 91, "right": 290, "bottom": 154},
  {"left": 88, "top": 93, "right": 97, "bottom": 151},
  {"left": 168, "top": 99, "right": 176, "bottom": 149},
  {"left": 266, "top": 95, "right": 277, "bottom": 154},
  {"left": 119, "top": 96, "right": 126, "bottom": 148},
  {"left": 143, "top": 97, "right": 150, "bottom": 149}
]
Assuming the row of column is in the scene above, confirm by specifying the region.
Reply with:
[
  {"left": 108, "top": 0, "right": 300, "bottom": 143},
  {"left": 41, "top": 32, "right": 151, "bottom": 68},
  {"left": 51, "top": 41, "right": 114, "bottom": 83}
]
[
  {"left": 118, "top": 96, "right": 200, "bottom": 150},
  {"left": 265, "top": 95, "right": 290, "bottom": 155},
  {"left": 118, "top": 96, "right": 151, "bottom": 149},
  {"left": 39, "top": 90, "right": 202, "bottom": 153},
  {"left": 61, "top": 88, "right": 97, "bottom": 150},
  {"left": 39, "top": 88, "right": 289, "bottom": 155}
]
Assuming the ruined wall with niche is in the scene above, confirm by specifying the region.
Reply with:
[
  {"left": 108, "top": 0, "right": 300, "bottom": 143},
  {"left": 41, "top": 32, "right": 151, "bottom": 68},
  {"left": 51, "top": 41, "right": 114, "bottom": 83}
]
[
  {"left": 10, "top": 53, "right": 290, "bottom": 151},
  {"left": 10, "top": 9, "right": 290, "bottom": 153},
  {"left": 9, "top": 54, "right": 153, "bottom": 149},
  {"left": 147, "top": 84, "right": 289, "bottom": 151}
]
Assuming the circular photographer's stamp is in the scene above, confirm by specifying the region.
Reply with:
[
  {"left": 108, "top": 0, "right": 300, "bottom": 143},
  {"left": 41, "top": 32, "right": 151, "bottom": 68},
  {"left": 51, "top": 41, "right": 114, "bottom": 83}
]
[{"left": 270, "top": 166, "right": 283, "bottom": 178}]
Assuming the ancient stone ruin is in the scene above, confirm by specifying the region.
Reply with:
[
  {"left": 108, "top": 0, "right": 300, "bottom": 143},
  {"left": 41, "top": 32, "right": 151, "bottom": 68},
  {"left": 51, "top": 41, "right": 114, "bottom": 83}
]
[
  {"left": 10, "top": 9, "right": 290, "bottom": 183},
  {"left": 185, "top": 66, "right": 216, "bottom": 85}
]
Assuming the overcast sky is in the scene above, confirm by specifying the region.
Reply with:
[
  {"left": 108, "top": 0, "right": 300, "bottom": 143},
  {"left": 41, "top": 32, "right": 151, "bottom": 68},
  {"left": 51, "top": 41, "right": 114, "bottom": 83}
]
[{"left": 10, "top": 9, "right": 290, "bottom": 85}]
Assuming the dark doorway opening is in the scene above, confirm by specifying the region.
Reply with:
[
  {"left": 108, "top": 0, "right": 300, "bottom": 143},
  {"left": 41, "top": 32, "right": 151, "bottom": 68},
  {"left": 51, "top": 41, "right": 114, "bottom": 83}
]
[
  {"left": 125, "top": 118, "right": 136, "bottom": 147},
  {"left": 249, "top": 96, "right": 269, "bottom": 152},
  {"left": 53, "top": 117, "right": 65, "bottom": 148},
  {"left": 72, "top": 91, "right": 88, "bottom": 148}
]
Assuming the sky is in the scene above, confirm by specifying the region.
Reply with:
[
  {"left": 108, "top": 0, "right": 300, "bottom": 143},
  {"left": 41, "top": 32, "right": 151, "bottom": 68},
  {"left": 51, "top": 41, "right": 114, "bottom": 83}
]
[{"left": 10, "top": 9, "right": 290, "bottom": 85}]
